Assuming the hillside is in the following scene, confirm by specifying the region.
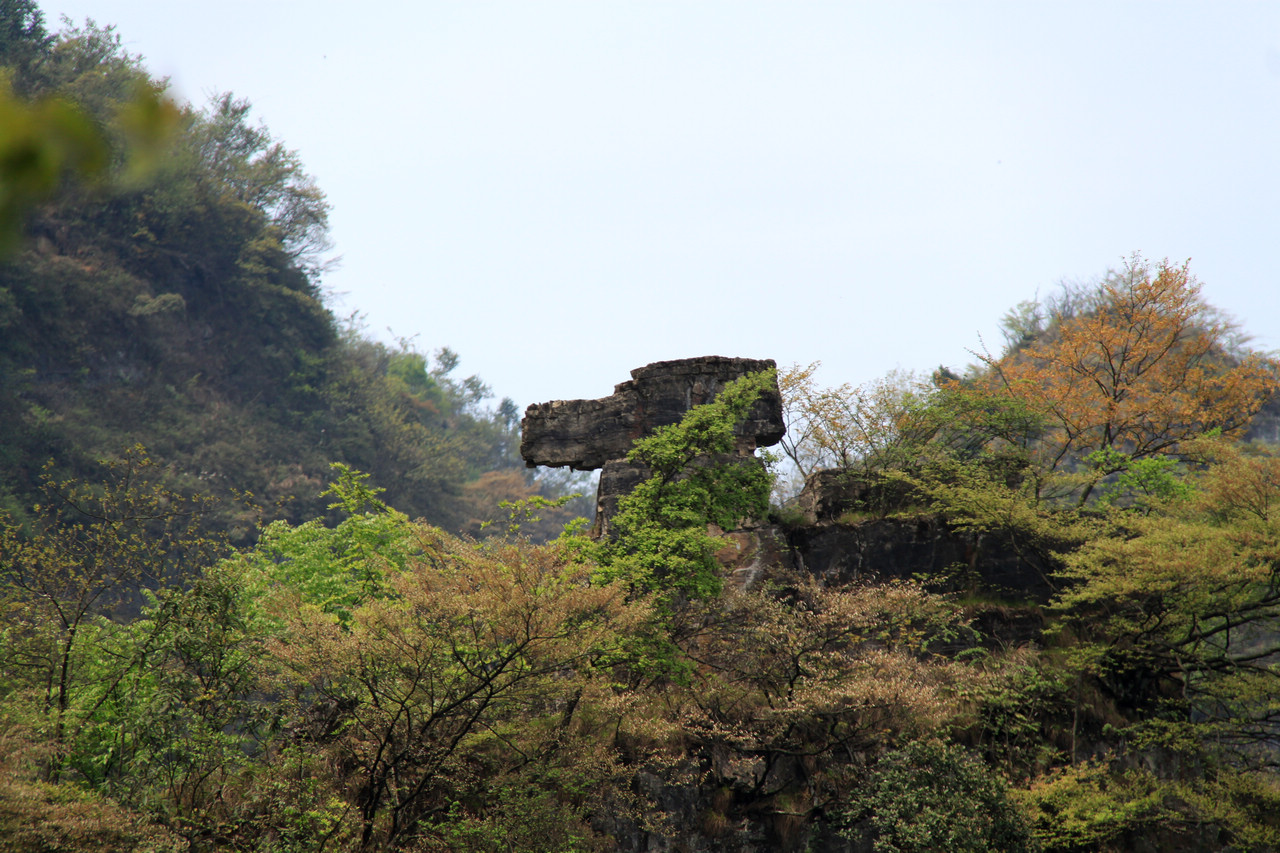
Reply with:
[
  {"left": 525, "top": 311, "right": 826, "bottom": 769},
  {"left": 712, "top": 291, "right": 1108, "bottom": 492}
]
[{"left": 0, "top": 11, "right": 584, "bottom": 539}]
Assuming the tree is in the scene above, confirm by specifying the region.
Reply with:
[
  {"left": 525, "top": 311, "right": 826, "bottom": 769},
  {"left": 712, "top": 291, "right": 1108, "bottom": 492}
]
[
  {"left": 0, "top": 18, "right": 178, "bottom": 255},
  {"left": 0, "top": 85, "right": 107, "bottom": 252},
  {"left": 592, "top": 369, "right": 777, "bottom": 605},
  {"left": 1052, "top": 437, "right": 1280, "bottom": 743},
  {"left": 673, "top": 576, "right": 980, "bottom": 838},
  {"left": 777, "top": 363, "right": 934, "bottom": 481},
  {"left": 976, "top": 256, "right": 1277, "bottom": 503},
  {"left": 0, "top": 0, "right": 52, "bottom": 87},
  {"left": 192, "top": 93, "right": 332, "bottom": 276},
  {"left": 842, "top": 740, "right": 1034, "bottom": 853},
  {"left": 0, "top": 446, "right": 226, "bottom": 781},
  {"left": 268, "top": 531, "right": 646, "bottom": 850}
]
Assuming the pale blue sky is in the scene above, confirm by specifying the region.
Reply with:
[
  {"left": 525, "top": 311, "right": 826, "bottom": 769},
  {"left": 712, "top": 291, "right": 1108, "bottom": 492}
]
[{"left": 42, "top": 2, "right": 1280, "bottom": 409}]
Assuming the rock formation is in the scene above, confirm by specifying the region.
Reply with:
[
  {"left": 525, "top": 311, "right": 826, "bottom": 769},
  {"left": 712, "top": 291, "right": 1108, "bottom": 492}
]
[{"left": 520, "top": 356, "right": 784, "bottom": 534}]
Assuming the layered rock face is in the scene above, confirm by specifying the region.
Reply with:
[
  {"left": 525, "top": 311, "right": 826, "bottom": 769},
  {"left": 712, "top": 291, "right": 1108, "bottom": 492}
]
[
  {"left": 521, "top": 356, "right": 784, "bottom": 470},
  {"left": 787, "top": 468, "right": 1056, "bottom": 603},
  {"left": 520, "top": 356, "right": 784, "bottom": 534}
]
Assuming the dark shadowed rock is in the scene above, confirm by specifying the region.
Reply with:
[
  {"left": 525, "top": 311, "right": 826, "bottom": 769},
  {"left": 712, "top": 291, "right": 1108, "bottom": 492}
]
[
  {"left": 783, "top": 516, "right": 1056, "bottom": 601},
  {"left": 594, "top": 459, "right": 652, "bottom": 537},
  {"left": 794, "top": 469, "right": 917, "bottom": 522}
]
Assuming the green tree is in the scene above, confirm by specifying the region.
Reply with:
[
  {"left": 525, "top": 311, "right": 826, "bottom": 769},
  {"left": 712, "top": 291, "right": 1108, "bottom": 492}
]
[
  {"left": 0, "top": 446, "right": 226, "bottom": 781},
  {"left": 0, "top": 18, "right": 179, "bottom": 254},
  {"left": 191, "top": 92, "right": 332, "bottom": 277},
  {"left": 844, "top": 740, "right": 1035, "bottom": 853},
  {"left": 0, "top": 0, "right": 52, "bottom": 91},
  {"left": 268, "top": 530, "right": 646, "bottom": 850},
  {"left": 1052, "top": 437, "right": 1280, "bottom": 742},
  {"left": 591, "top": 369, "right": 777, "bottom": 605},
  {"left": 231, "top": 463, "right": 420, "bottom": 623}
]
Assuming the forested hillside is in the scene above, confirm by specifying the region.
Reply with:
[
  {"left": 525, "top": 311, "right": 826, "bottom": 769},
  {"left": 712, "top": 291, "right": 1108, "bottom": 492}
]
[
  {"left": 6, "top": 5, "right": 1280, "bottom": 853},
  {"left": 0, "top": 7, "right": 581, "bottom": 539}
]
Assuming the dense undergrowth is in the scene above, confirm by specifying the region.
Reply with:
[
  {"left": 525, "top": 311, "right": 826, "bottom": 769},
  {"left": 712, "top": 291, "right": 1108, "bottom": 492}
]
[{"left": 4, "top": 366, "right": 1280, "bottom": 851}]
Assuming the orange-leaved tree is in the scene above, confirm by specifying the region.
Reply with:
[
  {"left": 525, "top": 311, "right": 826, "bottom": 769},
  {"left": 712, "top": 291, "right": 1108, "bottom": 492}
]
[{"left": 975, "top": 256, "right": 1277, "bottom": 502}]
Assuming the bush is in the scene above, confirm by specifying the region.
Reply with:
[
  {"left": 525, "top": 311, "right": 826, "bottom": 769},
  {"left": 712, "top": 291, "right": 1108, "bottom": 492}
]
[{"left": 843, "top": 739, "right": 1036, "bottom": 853}]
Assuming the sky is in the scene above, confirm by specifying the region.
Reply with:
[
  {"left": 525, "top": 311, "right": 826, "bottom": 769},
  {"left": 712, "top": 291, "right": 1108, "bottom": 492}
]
[{"left": 40, "top": 1, "right": 1280, "bottom": 412}]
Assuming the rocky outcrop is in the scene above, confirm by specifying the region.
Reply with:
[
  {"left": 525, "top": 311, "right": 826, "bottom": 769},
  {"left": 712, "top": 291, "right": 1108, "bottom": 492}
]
[
  {"left": 520, "top": 356, "right": 784, "bottom": 534},
  {"left": 521, "top": 356, "right": 784, "bottom": 471},
  {"left": 783, "top": 516, "right": 1055, "bottom": 601},
  {"left": 792, "top": 469, "right": 917, "bottom": 522},
  {"left": 785, "top": 467, "right": 1057, "bottom": 602},
  {"left": 521, "top": 360, "right": 1064, "bottom": 852}
]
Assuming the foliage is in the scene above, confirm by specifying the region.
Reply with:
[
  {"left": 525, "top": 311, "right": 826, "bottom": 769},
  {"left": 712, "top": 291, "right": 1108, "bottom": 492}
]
[
  {"left": 842, "top": 739, "right": 1036, "bottom": 853},
  {"left": 777, "top": 364, "right": 936, "bottom": 484},
  {"left": 229, "top": 463, "right": 418, "bottom": 622},
  {"left": 777, "top": 361, "right": 1048, "bottom": 517},
  {"left": 3, "top": 427, "right": 1280, "bottom": 849},
  {"left": 0, "top": 18, "right": 180, "bottom": 255},
  {"left": 1050, "top": 438, "right": 1280, "bottom": 746},
  {"left": 672, "top": 576, "right": 983, "bottom": 818},
  {"left": 0, "top": 752, "right": 183, "bottom": 853},
  {"left": 1016, "top": 761, "right": 1280, "bottom": 852},
  {"left": 780, "top": 258, "right": 1276, "bottom": 514},
  {"left": 0, "top": 1, "right": 52, "bottom": 81},
  {"left": 590, "top": 370, "right": 776, "bottom": 604},
  {"left": 0, "top": 462, "right": 648, "bottom": 850},
  {"left": 0, "top": 446, "right": 228, "bottom": 783},
  {"left": 0, "top": 18, "right": 550, "bottom": 540},
  {"left": 8, "top": 22, "right": 1280, "bottom": 842},
  {"left": 973, "top": 256, "right": 1277, "bottom": 503},
  {"left": 429, "top": 785, "right": 606, "bottom": 853},
  {"left": 266, "top": 531, "right": 647, "bottom": 850},
  {"left": 964, "top": 648, "right": 1076, "bottom": 781}
]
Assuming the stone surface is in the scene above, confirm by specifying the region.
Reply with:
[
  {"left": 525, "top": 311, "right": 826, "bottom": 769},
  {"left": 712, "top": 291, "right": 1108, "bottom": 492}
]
[
  {"left": 520, "top": 356, "right": 783, "bottom": 471},
  {"left": 520, "top": 356, "right": 784, "bottom": 534},
  {"left": 783, "top": 516, "right": 1056, "bottom": 601},
  {"left": 793, "top": 468, "right": 918, "bottom": 523},
  {"left": 594, "top": 459, "right": 652, "bottom": 538}
]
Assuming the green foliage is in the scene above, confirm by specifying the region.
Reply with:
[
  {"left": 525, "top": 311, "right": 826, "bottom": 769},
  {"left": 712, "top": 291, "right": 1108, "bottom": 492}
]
[
  {"left": 6, "top": 432, "right": 1280, "bottom": 849},
  {"left": 1, "top": 16, "right": 548, "bottom": 542},
  {"left": 1018, "top": 761, "right": 1280, "bottom": 852},
  {"left": 591, "top": 370, "right": 776, "bottom": 604},
  {"left": 0, "top": 1, "right": 52, "bottom": 78},
  {"left": 430, "top": 786, "right": 602, "bottom": 853},
  {"left": 778, "top": 363, "right": 1044, "bottom": 497},
  {"left": 1050, "top": 440, "right": 1280, "bottom": 732},
  {"left": 191, "top": 91, "right": 332, "bottom": 276},
  {"left": 0, "top": 20, "right": 180, "bottom": 255},
  {"left": 486, "top": 492, "right": 581, "bottom": 539},
  {"left": 967, "top": 651, "right": 1074, "bottom": 780},
  {"left": 7, "top": 29, "right": 1280, "bottom": 843},
  {"left": 75, "top": 561, "right": 276, "bottom": 829},
  {"left": 0, "top": 446, "right": 228, "bottom": 785},
  {"left": 0, "top": 767, "right": 184, "bottom": 852},
  {"left": 1088, "top": 445, "right": 1195, "bottom": 510},
  {"left": 843, "top": 740, "right": 1036, "bottom": 853},
  {"left": 266, "top": 529, "right": 645, "bottom": 850}
]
